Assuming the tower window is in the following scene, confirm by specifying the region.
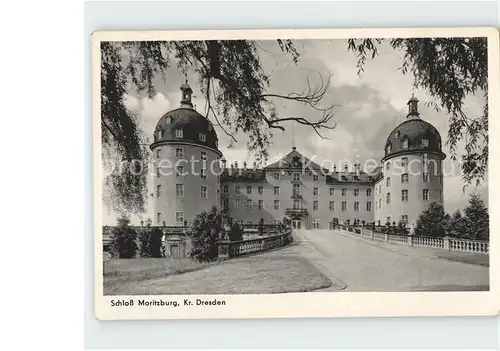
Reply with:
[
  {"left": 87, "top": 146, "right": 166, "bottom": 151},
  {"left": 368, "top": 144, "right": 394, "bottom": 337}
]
[
  {"left": 156, "top": 185, "right": 161, "bottom": 198},
  {"left": 402, "top": 190, "right": 408, "bottom": 202},
  {"left": 386, "top": 192, "right": 391, "bottom": 204},
  {"left": 200, "top": 168, "right": 206, "bottom": 179},
  {"left": 176, "top": 165, "right": 184, "bottom": 176},
  {"left": 200, "top": 185, "right": 207, "bottom": 198},
  {"left": 423, "top": 173, "right": 429, "bottom": 182},
  {"left": 386, "top": 177, "right": 391, "bottom": 187},
  {"left": 401, "top": 173, "right": 409, "bottom": 183},
  {"left": 199, "top": 133, "right": 206, "bottom": 142},
  {"left": 402, "top": 138, "right": 409, "bottom": 149},
  {"left": 175, "top": 129, "right": 183, "bottom": 138},
  {"left": 201, "top": 151, "right": 207, "bottom": 161},
  {"left": 423, "top": 189, "right": 429, "bottom": 201},
  {"left": 176, "top": 184, "right": 184, "bottom": 197},
  {"left": 386, "top": 162, "right": 391, "bottom": 171},
  {"left": 156, "top": 149, "right": 161, "bottom": 159},
  {"left": 401, "top": 157, "right": 408, "bottom": 167},
  {"left": 175, "top": 148, "right": 184, "bottom": 158}
]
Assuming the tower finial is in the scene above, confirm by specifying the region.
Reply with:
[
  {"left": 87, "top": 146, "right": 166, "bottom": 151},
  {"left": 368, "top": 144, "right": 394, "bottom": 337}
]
[
  {"left": 180, "top": 76, "right": 193, "bottom": 108},
  {"left": 184, "top": 72, "right": 188, "bottom": 84},
  {"left": 292, "top": 124, "right": 296, "bottom": 150},
  {"left": 407, "top": 93, "right": 419, "bottom": 118}
]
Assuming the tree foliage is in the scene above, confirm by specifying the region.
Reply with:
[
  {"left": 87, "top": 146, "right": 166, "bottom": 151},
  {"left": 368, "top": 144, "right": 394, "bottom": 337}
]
[
  {"left": 463, "top": 193, "right": 489, "bottom": 240},
  {"left": 188, "top": 205, "right": 223, "bottom": 262},
  {"left": 415, "top": 202, "right": 450, "bottom": 237},
  {"left": 137, "top": 225, "right": 163, "bottom": 258},
  {"left": 447, "top": 209, "right": 467, "bottom": 238},
  {"left": 109, "top": 217, "right": 138, "bottom": 258},
  {"left": 347, "top": 37, "right": 488, "bottom": 188}
]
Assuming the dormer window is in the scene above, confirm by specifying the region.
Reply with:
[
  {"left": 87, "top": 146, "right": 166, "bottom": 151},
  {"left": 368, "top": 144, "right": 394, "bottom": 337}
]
[
  {"left": 175, "top": 128, "right": 183, "bottom": 138},
  {"left": 421, "top": 138, "right": 429, "bottom": 148},
  {"left": 386, "top": 143, "right": 392, "bottom": 154},
  {"left": 396, "top": 131, "right": 400, "bottom": 139},
  {"left": 157, "top": 129, "right": 163, "bottom": 139},
  {"left": 165, "top": 116, "right": 171, "bottom": 124},
  {"left": 402, "top": 138, "right": 409, "bottom": 149},
  {"left": 199, "top": 133, "right": 206, "bottom": 142}
]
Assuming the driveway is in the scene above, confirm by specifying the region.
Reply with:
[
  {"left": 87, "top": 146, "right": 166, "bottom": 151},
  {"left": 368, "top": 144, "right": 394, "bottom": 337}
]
[{"left": 293, "top": 229, "right": 489, "bottom": 292}]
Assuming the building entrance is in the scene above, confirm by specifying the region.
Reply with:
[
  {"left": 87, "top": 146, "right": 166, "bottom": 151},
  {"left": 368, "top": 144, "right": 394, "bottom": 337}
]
[{"left": 291, "top": 220, "right": 302, "bottom": 230}]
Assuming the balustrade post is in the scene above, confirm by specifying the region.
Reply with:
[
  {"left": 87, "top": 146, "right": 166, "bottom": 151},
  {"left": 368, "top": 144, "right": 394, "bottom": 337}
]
[
  {"left": 443, "top": 236, "right": 451, "bottom": 251},
  {"left": 370, "top": 230, "right": 374, "bottom": 240},
  {"left": 218, "top": 229, "right": 231, "bottom": 260},
  {"left": 384, "top": 233, "right": 389, "bottom": 242},
  {"left": 408, "top": 235, "right": 413, "bottom": 247}
]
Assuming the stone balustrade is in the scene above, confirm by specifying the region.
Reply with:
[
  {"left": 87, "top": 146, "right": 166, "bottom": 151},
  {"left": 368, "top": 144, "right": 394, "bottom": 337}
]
[
  {"left": 218, "top": 231, "right": 293, "bottom": 259},
  {"left": 338, "top": 225, "right": 489, "bottom": 254}
]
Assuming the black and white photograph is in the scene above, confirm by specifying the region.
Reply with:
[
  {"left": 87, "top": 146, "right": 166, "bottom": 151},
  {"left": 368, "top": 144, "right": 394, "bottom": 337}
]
[{"left": 94, "top": 28, "right": 499, "bottom": 319}]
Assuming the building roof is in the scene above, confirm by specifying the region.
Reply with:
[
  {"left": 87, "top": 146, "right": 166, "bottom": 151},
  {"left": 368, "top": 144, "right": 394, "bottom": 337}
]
[
  {"left": 326, "top": 169, "right": 380, "bottom": 185},
  {"left": 220, "top": 168, "right": 266, "bottom": 183},
  {"left": 264, "top": 147, "right": 329, "bottom": 172},
  {"left": 150, "top": 82, "right": 219, "bottom": 151},
  {"left": 383, "top": 95, "right": 445, "bottom": 161}
]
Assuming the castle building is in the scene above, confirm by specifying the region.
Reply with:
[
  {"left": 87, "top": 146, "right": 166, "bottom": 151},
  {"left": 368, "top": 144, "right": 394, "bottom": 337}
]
[{"left": 150, "top": 83, "right": 445, "bottom": 230}]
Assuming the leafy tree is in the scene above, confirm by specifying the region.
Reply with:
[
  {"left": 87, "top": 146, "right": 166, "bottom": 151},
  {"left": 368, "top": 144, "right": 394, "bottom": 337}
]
[
  {"left": 110, "top": 217, "right": 138, "bottom": 258},
  {"left": 229, "top": 221, "right": 244, "bottom": 242},
  {"left": 347, "top": 37, "right": 488, "bottom": 188},
  {"left": 463, "top": 193, "right": 489, "bottom": 240},
  {"left": 415, "top": 202, "right": 450, "bottom": 237},
  {"left": 447, "top": 209, "right": 467, "bottom": 238},
  {"left": 137, "top": 225, "right": 163, "bottom": 257},
  {"left": 188, "top": 205, "right": 222, "bottom": 262}
]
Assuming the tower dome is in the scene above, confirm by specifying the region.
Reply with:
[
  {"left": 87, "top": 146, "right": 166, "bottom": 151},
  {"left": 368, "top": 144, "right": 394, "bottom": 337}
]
[
  {"left": 382, "top": 95, "right": 445, "bottom": 162},
  {"left": 150, "top": 80, "right": 219, "bottom": 152}
]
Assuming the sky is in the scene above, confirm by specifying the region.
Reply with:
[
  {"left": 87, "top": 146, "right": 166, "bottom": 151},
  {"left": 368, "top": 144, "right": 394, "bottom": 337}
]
[{"left": 102, "top": 39, "right": 488, "bottom": 225}]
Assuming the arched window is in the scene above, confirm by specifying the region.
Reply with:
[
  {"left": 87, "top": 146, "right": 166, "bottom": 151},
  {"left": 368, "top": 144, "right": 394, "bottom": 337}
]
[{"left": 402, "top": 137, "right": 409, "bottom": 149}]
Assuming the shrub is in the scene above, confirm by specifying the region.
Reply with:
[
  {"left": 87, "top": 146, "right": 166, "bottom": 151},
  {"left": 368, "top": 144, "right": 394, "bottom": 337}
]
[
  {"left": 188, "top": 206, "right": 222, "bottom": 262},
  {"left": 229, "top": 221, "right": 244, "bottom": 242},
  {"left": 415, "top": 202, "right": 450, "bottom": 237},
  {"left": 463, "top": 193, "right": 489, "bottom": 240},
  {"left": 110, "top": 217, "right": 137, "bottom": 258},
  {"left": 138, "top": 226, "right": 164, "bottom": 258}
]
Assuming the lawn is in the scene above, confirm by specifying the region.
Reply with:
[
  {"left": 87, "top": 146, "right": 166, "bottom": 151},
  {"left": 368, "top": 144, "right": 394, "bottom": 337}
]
[{"left": 104, "top": 252, "right": 331, "bottom": 295}]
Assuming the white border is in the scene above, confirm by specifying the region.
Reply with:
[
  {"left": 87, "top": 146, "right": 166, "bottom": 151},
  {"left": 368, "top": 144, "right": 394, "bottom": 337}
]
[{"left": 93, "top": 27, "right": 500, "bottom": 320}]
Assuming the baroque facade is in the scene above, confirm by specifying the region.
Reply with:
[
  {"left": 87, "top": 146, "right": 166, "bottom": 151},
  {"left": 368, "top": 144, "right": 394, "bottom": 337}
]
[{"left": 150, "top": 82, "right": 445, "bottom": 230}]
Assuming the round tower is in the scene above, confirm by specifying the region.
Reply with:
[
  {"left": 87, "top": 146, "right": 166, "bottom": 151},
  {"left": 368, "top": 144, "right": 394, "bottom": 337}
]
[
  {"left": 374, "top": 95, "right": 446, "bottom": 227},
  {"left": 150, "top": 80, "right": 222, "bottom": 226}
]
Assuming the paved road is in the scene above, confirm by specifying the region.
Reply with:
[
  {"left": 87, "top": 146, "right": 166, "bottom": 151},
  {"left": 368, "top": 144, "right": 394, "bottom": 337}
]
[{"left": 293, "top": 229, "right": 489, "bottom": 292}]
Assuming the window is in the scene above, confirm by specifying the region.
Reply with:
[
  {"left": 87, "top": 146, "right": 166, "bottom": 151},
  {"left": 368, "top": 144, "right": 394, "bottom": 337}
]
[
  {"left": 200, "top": 185, "right": 207, "bottom": 198},
  {"left": 379, "top": 185, "right": 382, "bottom": 194},
  {"left": 421, "top": 139, "right": 429, "bottom": 148},
  {"left": 423, "top": 173, "right": 429, "bottom": 182},
  {"left": 366, "top": 188, "right": 372, "bottom": 197},
  {"left": 313, "top": 201, "right": 319, "bottom": 211},
  {"left": 274, "top": 200, "right": 280, "bottom": 210},
  {"left": 354, "top": 189, "right": 359, "bottom": 196},
  {"left": 423, "top": 153, "right": 428, "bottom": 164},
  {"left": 293, "top": 199, "right": 300, "bottom": 209},
  {"left": 176, "top": 184, "right": 184, "bottom": 197},
  {"left": 175, "top": 148, "right": 184, "bottom": 158},
  {"left": 423, "top": 189, "right": 429, "bottom": 201},
  {"left": 313, "top": 174, "right": 319, "bottom": 182},
  {"left": 199, "top": 133, "right": 206, "bottom": 142},
  {"left": 201, "top": 151, "right": 207, "bottom": 161},
  {"left": 258, "top": 200, "right": 264, "bottom": 210},
  {"left": 165, "top": 116, "right": 171, "bottom": 124},
  {"left": 234, "top": 199, "right": 240, "bottom": 209},
  {"left": 401, "top": 215, "right": 408, "bottom": 224},
  {"left": 401, "top": 173, "right": 409, "bottom": 183},
  {"left": 274, "top": 186, "right": 280, "bottom": 195},
  {"left": 223, "top": 199, "right": 229, "bottom": 210},
  {"left": 366, "top": 202, "right": 372, "bottom": 211},
  {"left": 401, "top": 157, "right": 408, "bottom": 167},
  {"left": 157, "top": 129, "right": 163, "bottom": 139},
  {"left": 386, "top": 217, "right": 391, "bottom": 224},
  {"left": 176, "top": 165, "right": 184, "bottom": 176},
  {"left": 402, "top": 190, "right": 408, "bottom": 202},
  {"left": 293, "top": 173, "right": 301, "bottom": 181},
  {"left": 258, "top": 186, "right": 263, "bottom": 195},
  {"left": 156, "top": 149, "right": 161, "bottom": 159},
  {"left": 396, "top": 131, "right": 400, "bottom": 139},
  {"left": 386, "top": 144, "right": 392, "bottom": 153},
  {"left": 156, "top": 167, "right": 160, "bottom": 178},
  {"left": 330, "top": 188, "right": 335, "bottom": 196},
  {"left": 386, "top": 177, "right": 391, "bottom": 187},
  {"left": 386, "top": 162, "right": 391, "bottom": 171},
  {"left": 247, "top": 186, "right": 252, "bottom": 195},
  {"left": 223, "top": 185, "right": 228, "bottom": 194},
  {"left": 175, "top": 128, "right": 183, "bottom": 138},
  {"left": 274, "top": 172, "right": 280, "bottom": 180},
  {"left": 342, "top": 202, "right": 347, "bottom": 211},
  {"left": 342, "top": 189, "right": 347, "bottom": 196},
  {"left": 200, "top": 168, "right": 206, "bottom": 179},
  {"left": 156, "top": 213, "right": 161, "bottom": 225},
  {"left": 313, "top": 187, "right": 319, "bottom": 196},
  {"left": 386, "top": 192, "right": 391, "bottom": 204},
  {"left": 235, "top": 185, "right": 240, "bottom": 194},
  {"left": 378, "top": 199, "right": 382, "bottom": 209},
  {"left": 246, "top": 199, "right": 252, "bottom": 209},
  {"left": 403, "top": 138, "right": 409, "bottom": 149},
  {"left": 156, "top": 185, "right": 161, "bottom": 198},
  {"left": 354, "top": 202, "right": 360, "bottom": 211},
  {"left": 293, "top": 183, "right": 301, "bottom": 195},
  {"left": 312, "top": 219, "right": 320, "bottom": 229},
  {"left": 329, "top": 201, "right": 335, "bottom": 211},
  {"left": 176, "top": 212, "right": 184, "bottom": 224}
]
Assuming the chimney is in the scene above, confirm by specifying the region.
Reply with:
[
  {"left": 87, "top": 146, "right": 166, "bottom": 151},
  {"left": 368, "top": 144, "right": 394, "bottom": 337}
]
[
  {"left": 221, "top": 158, "right": 227, "bottom": 169},
  {"left": 234, "top": 161, "right": 238, "bottom": 169},
  {"left": 333, "top": 165, "right": 337, "bottom": 174},
  {"left": 344, "top": 164, "right": 348, "bottom": 174},
  {"left": 253, "top": 162, "right": 257, "bottom": 170},
  {"left": 243, "top": 162, "right": 247, "bottom": 170},
  {"left": 355, "top": 163, "right": 360, "bottom": 177}
]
